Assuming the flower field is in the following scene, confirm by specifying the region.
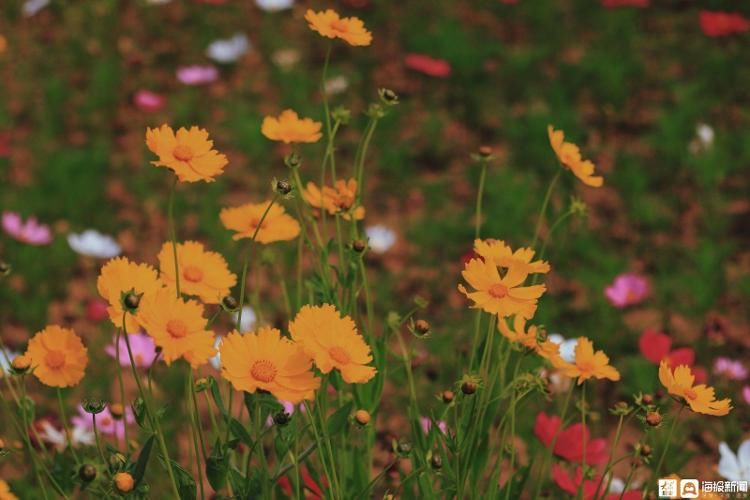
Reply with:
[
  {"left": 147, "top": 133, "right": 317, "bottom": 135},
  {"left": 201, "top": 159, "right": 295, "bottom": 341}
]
[{"left": 1, "top": 1, "right": 749, "bottom": 499}]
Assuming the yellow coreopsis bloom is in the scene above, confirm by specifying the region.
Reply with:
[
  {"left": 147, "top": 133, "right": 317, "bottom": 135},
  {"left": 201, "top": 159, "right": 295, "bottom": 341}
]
[
  {"left": 0, "top": 480, "right": 18, "bottom": 500},
  {"left": 474, "top": 239, "right": 550, "bottom": 277},
  {"left": 157, "top": 241, "right": 237, "bottom": 304},
  {"left": 220, "top": 201, "right": 301, "bottom": 244},
  {"left": 146, "top": 125, "right": 228, "bottom": 182},
  {"left": 547, "top": 126, "right": 603, "bottom": 188},
  {"left": 97, "top": 257, "right": 163, "bottom": 332},
  {"left": 498, "top": 316, "right": 564, "bottom": 364},
  {"left": 554, "top": 337, "right": 620, "bottom": 384},
  {"left": 305, "top": 9, "right": 372, "bottom": 46},
  {"left": 302, "top": 178, "right": 365, "bottom": 220},
  {"left": 261, "top": 110, "right": 322, "bottom": 144},
  {"left": 25, "top": 326, "right": 88, "bottom": 388},
  {"left": 659, "top": 360, "right": 732, "bottom": 416}
]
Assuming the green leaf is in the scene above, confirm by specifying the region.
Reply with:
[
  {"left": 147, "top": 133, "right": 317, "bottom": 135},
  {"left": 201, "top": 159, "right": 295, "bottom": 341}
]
[
  {"left": 132, "top": 434, "right": 155, "bottom": 488},
  {"left": 229, "top": 418, "right": 254, "bottom": 447},
  {"left": 209, "top": 376, "right": 228, "bottom": 418},
  {"left": 205, "top": 439, "right": 229, "bottom": 491},
  {"left": 327, "top": 401, "right": 353, "bottom": 436},
  {"left": 168, "top": 459, "right": 197, "bottom": 500}
]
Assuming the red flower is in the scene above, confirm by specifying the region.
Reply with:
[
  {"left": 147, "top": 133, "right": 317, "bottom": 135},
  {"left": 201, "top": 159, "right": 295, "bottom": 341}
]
[
  {"left": 534, "top": 412, "right": 608, "bottom": 465},
  {"left": 278, "top": 466, "right": 326, "bottom": 498},
  {"left": 699, "top": 11, "right": 750, "bottom": 38},
  {"left": 405, "top": 53, "right": 452, "bottom": 78},
  {"left": 638, "top": 329, "right": 706, "bottom": 383},
  {"left": 601, "top": 0, "right": 649, "bottom": 8},
  {"left": 85, "top": 299, "right": 110, "bottom": 323},
  {"left": 552, "top": 465, "right": 641, "bottom": 500}
]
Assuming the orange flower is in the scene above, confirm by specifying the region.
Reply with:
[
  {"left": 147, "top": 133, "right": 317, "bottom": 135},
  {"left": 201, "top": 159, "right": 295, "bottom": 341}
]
[
  {"left": 25, "top": 326, "right": 88, "bottom": 388},
  {"left": 659, "top": 360, "right": 731, "bottom": 416},
  {"left": 97, "top": 257, "right": 163, "bottom": 332},
  {"left": 547, "top": 126, "right": 603, "bottom": 188},
  {"left": 220, "top": 327, "right": 320, "bottom": 403},
  {"left": 261, "top": 110, "right": 322, "bottom": 144},
  {"left": 157, "top": 241, "right": 236, "bottom": 304},
  {"left": 146, "top": 125, "right": 228, "bottom": 183},
  {"left": 302, "top": 178, "right": 365, "bottom": 220},
  {"left": 304, "top": 9, "right": 372, "bottom": 46},
  {"left": 474, "top": 239, "right": 550, "bottom": 277},
  {"left": 220, "top": 201, "right": 300, "bottom": 244},
  {"left": 0, "top": 480, "right": 18, "bottom": 500},
  {"left": 498, "top": 316, "right": 563, "bottom": 364},
  {"left": 458, "top": 257, "right": 546, "bottom": 319},
  {"left": 138, "top": 287, "right": 216, "bottom": 367},
  {"left": 554, "top": 337, "right": 620, "bottom": 385},
  {"left": 289, "top": 304, "right": 376, "bottom": 384}
]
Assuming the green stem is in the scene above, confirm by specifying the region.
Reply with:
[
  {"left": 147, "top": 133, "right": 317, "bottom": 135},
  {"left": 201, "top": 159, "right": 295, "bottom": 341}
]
[
  {"left": 114, "top": 328, "right": 129, "bottom": 449},
  {"left": 56, "top": 388, "right": 80, "bottom": 463},
  {"left": 475, "top": 160, "right": 488, "bottom": 239},
  {"left": 168, "top": 177, "right": 181, "bottom": 297},
  {"left": 595, "top": 413, "right": 626, "bottom": 500},
  {"left": 92, "top": 414, "right": 110, "bottom": 475},
  {"left": 653, "top": 404, "right": 684, "bottom": 486},
  {"left": 531, "top": 170, "right": 561, "bottom": 249},
  {"left": 533, "top": 381, "right": 575, "bottom": 500}
]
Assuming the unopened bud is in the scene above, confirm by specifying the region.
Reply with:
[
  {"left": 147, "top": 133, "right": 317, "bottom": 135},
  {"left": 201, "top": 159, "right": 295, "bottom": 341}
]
[
  {"left": 461, "top": 381, "right": 477, "bottom": 395},
  {"left": 194, "top": 377, "right": 210, "bottom": 392},
  {"left": 354, "top": 409, "right": 371, "bottom": 426},
  {"left": 331, "top": 106, "right": 351, "bottom": 124},
  {"left": 83, "top": 400, "right": 106, "bottom": 415},
  {"left": 79, "top": 464, "right": 97, "bottom": 482},
  {"left": 378, "top": 88, "right": 399, "bottom": 106},
  {"left": 441, "top": 390, "right": 455, "bottom": 404},
  {"left": 275, "top": 179, "right": 293, "bottom": 196},
  {"left": 478, "top": 146, "right": 493, "bottom": 158},
  {"left": 109, "top": 453, "right": 127, "bottom": 468},
  {"left": 0, "top": 261, "right": 10, "bottom": 276},
  {"left": 11, "top": 355, "right": 31, "bottom": 374},
  {"left": 396, "top": 440, "right": 412, "bottom": 456},
  {"left": 109, "top": 403, "right": 124, "bottom": 420},
  {"left": 641, "top": 394, "right": 654, "bottom": 405},
  {"left": 122, "top": 291, "right": 141, "bottom": 312},
  {"left": 645, "top": 411, "right": 662, "bottom": 427},
  {"left": 640, "top": 444, "right": 652, "bottom": 457},
  {"left": 430, "top": 454, "right": 443, "bottom": 470},
  {"left": 114, "top": 472, "right": 134, "bottom": 493},
  {"left": 221, "top": 295, "right": 239, "bottom": 312},
  {"left": 273, "top": 411, "right": 291, "bottom": 427},
  {"left": 284, "top": 152, "right": 302, "bottom": 169},
  {"left": 414, "top": 319, "right": 430, "bottom": 336},
  {"left": 352, "top": 240, "right": 366, "bottom": 253}
]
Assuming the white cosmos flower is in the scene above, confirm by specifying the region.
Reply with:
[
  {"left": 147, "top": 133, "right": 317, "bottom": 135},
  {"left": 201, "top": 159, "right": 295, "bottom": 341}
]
[
  {"left": 233, "top": 306, "right": 257, "bottom": 333},
  {"left": 547, "top": 333, "right": 577, "bottom": 363},
  {"left": 23, "top": 0, "right": 49, "bottom": 17},
  {"left": 206, "top": 34, "right": 251, "bottom": 64},
  {"left": 67, "top": 230, "right": 122, "bottom": 258},
  {"left": 365, "top": 225, "right": 396, "bottom": 254},
  {"left": 210, "top": 336, "right": 222, "bottom": 370},
  {"left": 719, "top": 440, "right": 750, "bottom": 481},
  {"left": 324, "top": 76, "right": 349, "bottom": 95},
  {"left": 696, "top": 123, "right": 714, "bottom": 149},
  {"left": 0, "top": 348, "right": 19, "bottom": 376},
  {"left": 38, "top": 420, "right": 95, "bottom": 451},
  {"left": 256, "top": 0, "right": 294, "bottom": 12},
  {"left": 608, "top": 477, "right": 625, "bottom": 494}
]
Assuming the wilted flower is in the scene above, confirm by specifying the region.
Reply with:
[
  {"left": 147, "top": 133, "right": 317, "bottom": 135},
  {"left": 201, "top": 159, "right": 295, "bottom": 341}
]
[
  {"left": 404, "top": 53, "right": 452, "bottom": 78},
  {"left": 176, "top": 65, "right": 219, "bottom": 85},
  {"left": 104, "top": 332, "right": 157, "bottom": 369},
  {"left": 604, "top": 273, "right": 649, "bottom": 308},
  {"left": 365, "top": 225, "right": 396, "bottom": 254},
  {"left": 547, "top": 126, "right": 603, "bottom": 187},
  {"left": 133, "top": 90, "right": 166, "bottom": 112},
  {"left": 256, "top": 0, "right": 293, "bottom": 11},
  {"left": 206, "top": 33, "right": 251, "bottom": 63},
  {"left": 713, "top": 357, "right": 748, "bottom": 381},
  {"left": 67, "top": 230, "right": 122, "bottom": 258},
  {"left": 718, "top": 440, "right": 750, "bottom": 481},
  {"left": 2, "top": 211, "right": 53, "bottom": 246}
]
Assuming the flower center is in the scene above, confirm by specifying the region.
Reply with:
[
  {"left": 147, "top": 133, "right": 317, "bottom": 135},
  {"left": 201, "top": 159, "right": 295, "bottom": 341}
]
[
  {"left": 101, "top": 417, "right": 112, "bottom": 426},
  {"left": 45, "top": 350, "right": 66, "bottom": 369},
  {"left": 183, "top": 265, "right": 203, "bottom": 283},
  {"left": 134, "top": 354, "right": 144, "bottom": 366},
  {"left": 173, "top": 144, "right": 194, "bottom": 162},
  {"left": 330, "top": 19, "right": 348, "bottom": 33},
  {"left": 166, "top": 319, "right": 188, "bottom": 339},
  {"left": 488, "top": 283, "right": 508, "bottom": 299},
  {"left": 250, "top": 360, "right": 277, "bottom": 383},
  {"left": 329, "top": 346, "right": 351, "bottom": 365},
  {"left": 684, "top": 388, "right": 698, "bottom": 400},
  {"left": 577, "top": 360, "right": 595, "bottom": 374}
]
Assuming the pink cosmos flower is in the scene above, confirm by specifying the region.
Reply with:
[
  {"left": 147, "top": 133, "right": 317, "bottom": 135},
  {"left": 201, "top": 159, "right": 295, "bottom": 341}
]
[
  {"left": 405, "top": 54, "right": 452, "bottom": 78},
  {"left": 714, "top": 357, "right": 748, "bottom": 381},
  {"left": 742, "top": 386, "right": 750, "bottom": 405},
  {"left": 604, "top": 273, "right": 649, "bottom": 308},
  {"left": 420, "top": 417, "right": 447, "bottom": 435},
  {"left": 133, "top": 90, "right": 166, "bottom": 112},
  {"left": 176, "top": 65, "right": 219, "bottom": 85},
  {"left": 2, "top": 211, "right": 53, "bottom": 245},
  {"left": 105, "top": 332, "right": 157, "bottom": 369},
  {"left": 72, "top": 405, "right": 134, "bottom": 442}
]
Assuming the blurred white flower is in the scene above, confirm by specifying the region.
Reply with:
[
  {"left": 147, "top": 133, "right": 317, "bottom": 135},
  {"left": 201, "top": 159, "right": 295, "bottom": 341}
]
[
  {"left": 719, "top": 440, "right": 750, "bottom": 481},
  {"left": 608, "top": 477, "right": 625, "bottom": 494},
  {"left": 365, "top": 225, "right": 396, "bottom": 254},
  {"left": 271, "top": 48, "right": 301, "bottom": 71},
  {"left": 0, "top": 348, "right": 19, "bottom": 376},
  {"left": 38, "top": 420, "right": 95, "bottom": 451},
  {"left": 547, "top": 333, "right": 577, "bottom": 363},
  {"left": 23, "top": 0, "right": 49, "bottom": 17},
  {"left": 207, "top": 34, "right": 251, "bottom": 64},
  {"left": 210, "top": 336, "right": 222, "bottom": 370},
  {"left": 696, "top": 123, "right": 715, "bottom": 148},
  {"left": 256, "top": 0, "right": 294, "bottom": 12},
  {"left": 234, "top": 306, "right": 257, "bottom": 333},
  {"left": 324, "top": 75, "right": 349, "bottom": 95},
  {"left": 67, "top": 230, "right": 122, "bottom": 258}
]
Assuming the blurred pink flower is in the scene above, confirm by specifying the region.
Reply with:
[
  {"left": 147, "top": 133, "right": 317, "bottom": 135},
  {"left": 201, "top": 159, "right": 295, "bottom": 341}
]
[
  {"left": 176, "top": 65, "right": 219, "bottom": 85},
  {"left": 2, "top": 211, "right": 52, "bottom": 245},
  {"left": 72, "top": 405, "right": 134, "bottom": 442},
  {"left": 743, "top": 386, "right": 750, "bottom": 405},
  {"left": 85, "top": 299, "right": 110, "bottom": 322},
  {"left": 420, "top": 417, "right": 447, "bottom": 435},
  {"left": 405, "top": 54, "right": 452, "bottom": 78},
  {"left": 105, "top": 332, "right": 157, "bottom": 369},
  {"left": 133, "top": 90, "right": 166, "bottom": 112},
  {"left": 604, "top": 273, "right": 649, "bottom": 308},
  {"left": 714, "top": 357, "right": 748, "bottom": 381}
]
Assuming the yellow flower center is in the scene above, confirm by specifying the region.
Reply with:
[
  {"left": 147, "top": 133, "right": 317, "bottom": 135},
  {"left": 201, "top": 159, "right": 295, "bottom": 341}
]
[
  {"left": 183, "top": 265, "right": 203, "bottom": 283},
  {"left": 134, "top": 353, "right": 143, "bottom": 365},
  {"left": 329, "top": 346, "right": 351, "bottom": 365},
  {"left": 684, "top": 388, "right": 698, "bottom": 400},
  {"left": 45, "top": 350, "right": 66, "bottom": 369},
  {"left": 330, "top": 19, "right": 349, "bottom": 33},
  {"left": 488, "top": 283, "right": 508, "bottom": 299},
  {"left": 250, "top": 360, "right": 277, "bottom": 383},
  {"left": 166, "top": 319, "right": 188, "bottom": 339},
  {"left": 101, "top": 416, "right": 112, "bottom": 426},
  {"left": 173, "top": 144, "right": 194, "bottom": 162}
]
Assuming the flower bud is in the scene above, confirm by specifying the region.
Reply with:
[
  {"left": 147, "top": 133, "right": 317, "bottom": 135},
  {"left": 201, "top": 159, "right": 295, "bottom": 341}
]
[
  {"left": 221, "top": 295, "right": 239, "bottom": 312},
  {"left": 0, "top": 261, "right": 10, "bottom": 276},
  {"left": 275, "top": 179, "right": 293, "bottom": 196},
  {"left": 110, "top": 403, "right": 124, "bottom": 420},
  {"left": 461, "top": 381, "right": 477, "bottom": 395},
  {"left": 11, "top": 355, "right": 31, "bottom": 374},
  {"left": 414, "top": 319, "right": 430, "bottom": 336},
  {"left": 194, "top": 378, "right": 210, "bottom": 393},
  {"left": 79, "top": 464, "right": 97, "bottom": 482},
  {"left": 83, "top": 400, "right": 106, "bottom": 415},
  {"left": 430, "top": 454, "right": 443, "bottom": 470},
  {"left": 352, "top": 239, "right": 366, "bottom": 253},
  {"left": 110, "top": 453, "right": 127, "bottom": 468},
  {"left": 114, "top": 472, "right": 134, "bottom": 493},
  {"left": 641, "top": 393, "right": 654, "bottom": 405},
  {"left": 378, "top": 88, "right": 399, "bottom": 106},
  {"left": 645, "top": 411, "right": 662, "bottom": 427},
  {"left": 441, "top": 390, "right": 455, "bottom": 404},
  {"left": 122, "top": 291, "right": 141, "bottom": 312},
  {"left": 354, "top": 409, "right": 370, "bottom": 426},
  {"left": 478, "top": 146, "right": 493, "bottom": 158},
  {"left": 331, "top": 106, "right": 351, "bottom": 124},
  {"left": 640, "top": 444, "right": 652, "bottom": 457},
  {"left": 273, "top": 411, "right": 291, "bottom": 427},
  {"left": 284, "top": 152, "right": 302, "bottom": 169},
  {"left": 396, "top": 439, "right": 412, "bottom": 456}
]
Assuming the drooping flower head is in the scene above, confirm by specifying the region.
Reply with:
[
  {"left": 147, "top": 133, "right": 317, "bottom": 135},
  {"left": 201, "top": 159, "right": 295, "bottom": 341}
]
[
  {"left": 289, "top": 304, "right": 376, "bottom": 384},
  {"left": 2, "top": 211, "right": 53, "bottom": 245},
  {"left": 146, "top": 125, "right": 228, "bottom": 182},
  {"left": 303, "top": 179, "right": 365, "bottom": 220},
  {"left": 547, "top": 126, "right": 603, "bottom": 187},
  {"left": 220, "top": 201, "right": 300, "bottom": 243},
  {"left": 659, "top": 360, "right": 732, "bottom": 416},
  {"left": 604, "top": 273, "right": 649, "bottom": 308},
  {"left": 25, "top": 326, "right": 88, "bottom": 388},
  {"left": 220, "top": 327, "right": 320, "bottom": 403},
  {"left": 138, "top": 287, "right": 216, "bottom": 367},
  {"left": 305, "top": 9, "right": 372, "bottom": 46},
  {"left": 105, "top": 332, "right": 157, "bottom": 369},
  {"left": 157, "top": 241, "right": 237, "bottom": 304},
  {"left": 97, "top": 257, "right": 163, "bottom": 332},
  {"left": 261, "top": 110, "right": 322, "bottom": 144},
  {"left": 554, "top": 337, "right": 620, "bottom": 385}
]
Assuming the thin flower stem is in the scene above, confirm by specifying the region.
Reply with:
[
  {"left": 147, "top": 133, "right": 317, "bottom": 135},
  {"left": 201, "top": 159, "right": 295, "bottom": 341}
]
[
  {"left": 114, "top": 328, "right": 129, "bottom": 449},
  {"left": 475, "top": 160, "right": 488, "bottom": 239},
  {"left": 355, "top": 117, "right": 379, "bottom": 199},
  {"left": 186, "top": 372, "right": 206, "bottom": 500},
  {"left": 167, "top": 177, "right": 181, "bottom": 297},
  {"left": 533, "top": 381, "right": 575, "bottom": 500},
  {"left": 92, "top": 414, "right": 110, "bottom": 476},
  {"left": 653, "top": 404, "right": 684, "bottom": 486},
  {"left": 618, "top": 458, "right": 638, "bottom": 500},
  {"left": 531, "top": 170, "right": 562, "bottom": 249},
  {"left": 594, "top": 413, "right": 626, "bottom": 500},
  {"left": 577, "top": 382, "right": 587, "bottom": 500},
  {"left": 56, "top": 388, "right": 80, "bottom": 463}
]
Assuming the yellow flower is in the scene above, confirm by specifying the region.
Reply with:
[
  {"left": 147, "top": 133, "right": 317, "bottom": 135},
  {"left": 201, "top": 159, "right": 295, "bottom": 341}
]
[
  {"left": 220, "top": 327, "right": 320, "bottom": 403},
  {"left": 97, "top": 257, "right": 163, "bottom": 332},
  {"left": 302, "top": 178, "right": 365, "bottom": 220},
  {"left": 305, "top": 9, "right": 372, "bottom": 46},
  {"left": 659, "top": 360, "right": 732, "bottom": 416},
  {"left": 138, "top": 287, "right": 216, "bottom": 367},
  {"left": 0, "top": 480, "right": 18, "bottom": 500},
  {"left": 146, "top": 125, "right": 228, "bottom": 183},
  {"left": 25, "top": 326, "right": 88, "bottom": 388},
  {"left": 157, "top": 241, "right": 237, "bottom": 304},
  {"left": 498, "top": 316, "right": 563, "bottom": 364},
  {"left": 547, "top": 126, "right": 603, "bottom": 188},
  {"left": 458, "top": 257, "right": 546, "bottom": 319},
  {"left": 289, "top": 304, "right": 376, "bottom": 384},
  {"left": 473, "top": 239, "right": 550, "bottom": 277},
  {"left": 220, "top": 201, "right": 300, "bottom": 244},
  {"left": 261, "top": 110, "right": 322, "bottom": 144},
  {"left": 554, "top": 337, "right": 620, "bottom": 385}
]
